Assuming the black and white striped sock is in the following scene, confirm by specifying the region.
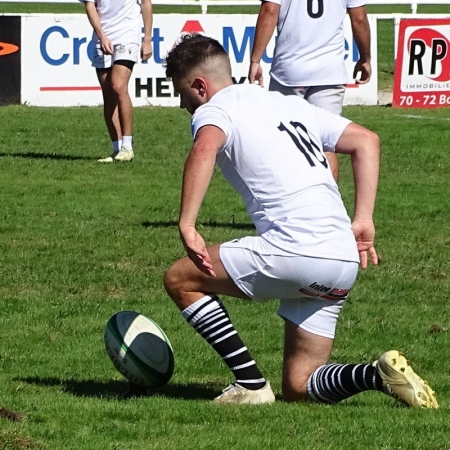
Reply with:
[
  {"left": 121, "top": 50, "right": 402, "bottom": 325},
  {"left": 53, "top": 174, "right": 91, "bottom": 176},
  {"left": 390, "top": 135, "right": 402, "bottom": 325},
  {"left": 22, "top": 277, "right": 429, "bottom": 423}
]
[
  {"left": 307, "top": 363, "right": 384, "bottom": 403},
  {"left": 182, "top": 295, "right": 266, "bottom": 390}
]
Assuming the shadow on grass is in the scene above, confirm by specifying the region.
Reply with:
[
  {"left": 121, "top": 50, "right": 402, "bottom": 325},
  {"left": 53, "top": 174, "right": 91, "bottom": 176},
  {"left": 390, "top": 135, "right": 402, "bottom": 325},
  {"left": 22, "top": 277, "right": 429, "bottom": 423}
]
[
  {"left": 0, "top": 151, "right": 98, "bottom": 161},
  {"left": 141, "top": 220, "right": 255, "bottom": 230},
  {"left": 17, "top": 376, "right": 221, "bottom": 401}
]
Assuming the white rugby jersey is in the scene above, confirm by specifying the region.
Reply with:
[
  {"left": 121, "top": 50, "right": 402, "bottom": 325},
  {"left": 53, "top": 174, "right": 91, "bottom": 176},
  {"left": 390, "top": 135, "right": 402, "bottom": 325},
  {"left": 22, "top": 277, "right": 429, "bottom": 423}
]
[
  {"left": 80, "top": 0, "right": 142, "bottom": 46},
  {"left": 191, "top": 84, "right": 359, "bottom": 263},
  {"left": 267, "top": 0, "right": 366, "bottom": 86}
]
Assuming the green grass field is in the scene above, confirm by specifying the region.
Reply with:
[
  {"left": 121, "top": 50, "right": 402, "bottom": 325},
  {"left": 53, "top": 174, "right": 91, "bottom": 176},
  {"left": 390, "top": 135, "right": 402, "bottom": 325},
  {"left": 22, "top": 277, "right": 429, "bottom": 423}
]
[
  {"left": 0, "top": 101, "right": 450, "bottom": 449},
  {"left": 1, "top": 2, "right": 450, "bottom": 450}
]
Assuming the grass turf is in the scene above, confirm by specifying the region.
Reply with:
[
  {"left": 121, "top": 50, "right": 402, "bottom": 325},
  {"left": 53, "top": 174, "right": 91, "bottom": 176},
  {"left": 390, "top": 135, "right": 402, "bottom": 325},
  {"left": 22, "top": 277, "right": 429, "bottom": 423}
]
[{"left": 0, "top": 103, "right": 449, "bottom": 449}]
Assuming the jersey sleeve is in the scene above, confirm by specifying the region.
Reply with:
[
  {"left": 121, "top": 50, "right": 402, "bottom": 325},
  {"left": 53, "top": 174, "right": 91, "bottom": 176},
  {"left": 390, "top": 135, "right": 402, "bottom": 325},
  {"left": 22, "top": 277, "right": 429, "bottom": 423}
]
[
  {"left": 313, "top": 107, "right": 352, "bottom": 152},
  {"left": 191, "top": 105, "right": 233, "bottom": 146},
  {"left": 261, "top": 0, "right": 281, "bottom": 4}
]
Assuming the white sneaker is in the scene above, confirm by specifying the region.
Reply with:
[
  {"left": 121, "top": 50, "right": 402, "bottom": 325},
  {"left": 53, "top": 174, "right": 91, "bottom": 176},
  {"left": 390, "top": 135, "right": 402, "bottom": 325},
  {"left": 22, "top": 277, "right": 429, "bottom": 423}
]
[
  {"left": 213, "top": 382, "right": 275, "bottom": 404},
  {"left": 114, "top": 147, "right": 134, "bottom": 162},
  {"left": 98, "top": 152, "right": 119, "bottom": 163},
  {"left": 374, "top": 350, "right": 438, "bottom": 408}
]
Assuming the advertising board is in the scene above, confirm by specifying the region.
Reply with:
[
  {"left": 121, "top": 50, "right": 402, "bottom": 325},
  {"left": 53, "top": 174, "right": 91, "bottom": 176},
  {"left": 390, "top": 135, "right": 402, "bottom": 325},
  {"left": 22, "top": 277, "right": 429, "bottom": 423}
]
[
  {"left": 393, "top": 18, "right": 450, "bottom": 108},
  {"left": 20, "top": 14, "right": 377, "bottom": 107}
]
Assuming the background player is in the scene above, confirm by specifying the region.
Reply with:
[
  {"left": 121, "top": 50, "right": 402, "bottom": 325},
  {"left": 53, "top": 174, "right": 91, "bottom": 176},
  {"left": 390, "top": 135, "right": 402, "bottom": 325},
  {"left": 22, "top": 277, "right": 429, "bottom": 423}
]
[
  {"left": 81, "top": 0, "right": 153, "bottom": 162},
  {"left": 249, "top": 0, "right": 371, "bottom": 181}
]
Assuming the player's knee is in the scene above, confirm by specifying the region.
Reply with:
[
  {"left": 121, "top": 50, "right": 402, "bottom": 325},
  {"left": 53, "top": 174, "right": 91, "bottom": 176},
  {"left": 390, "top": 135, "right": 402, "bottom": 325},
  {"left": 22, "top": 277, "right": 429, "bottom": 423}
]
[
  {"left": 163, "top": 262, "right": 185, "bottom": 301},
  {"left": 281, "top": 383, "right": 310, "bottom": 403},
  {"left": 111, "top": 81, "right": 128, "bottom": 97},
  {"left": 281, "top": 374, "right": 311, "bottom": 403},
  {"left": 362, "top": 128, "right": 380, "bottom": 149}
]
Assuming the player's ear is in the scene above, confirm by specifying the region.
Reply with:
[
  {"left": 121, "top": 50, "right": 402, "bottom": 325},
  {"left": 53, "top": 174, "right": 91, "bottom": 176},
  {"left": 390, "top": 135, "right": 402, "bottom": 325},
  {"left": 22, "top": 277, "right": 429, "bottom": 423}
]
[{"left": 192, "top": 77, "right": 207, "bottom": 96}]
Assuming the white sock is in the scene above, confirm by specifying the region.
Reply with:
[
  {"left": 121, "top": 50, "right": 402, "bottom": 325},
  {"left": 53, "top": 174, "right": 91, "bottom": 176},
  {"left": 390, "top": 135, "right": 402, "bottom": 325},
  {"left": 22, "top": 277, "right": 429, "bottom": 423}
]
[
  {"left": 122, "top": 136, "right": 132, "bottom": 150},
  {"left": 112, "top": 140, "right": 122, "bottom": 152}
]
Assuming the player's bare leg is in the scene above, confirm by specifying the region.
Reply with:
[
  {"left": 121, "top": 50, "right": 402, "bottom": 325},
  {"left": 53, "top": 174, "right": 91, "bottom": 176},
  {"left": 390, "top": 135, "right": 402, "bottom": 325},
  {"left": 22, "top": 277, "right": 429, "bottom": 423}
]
[
  {"left": 110, "top": 63, "right": 135, "bottom": 162},
  {"left": 282, "top": 320, "right": 333, "bottom": 402},
  {"left": 110, "top": 63, "right": 133, "bottom": 136},
  {"left": 164, "top": 245, "right": 249, "bottom": 309},
  {"left": 97, "top": 68, "right": 121, "bottom": 162},
  {"left": 164, "top": 245, "right": 275, "bottom": 404}
]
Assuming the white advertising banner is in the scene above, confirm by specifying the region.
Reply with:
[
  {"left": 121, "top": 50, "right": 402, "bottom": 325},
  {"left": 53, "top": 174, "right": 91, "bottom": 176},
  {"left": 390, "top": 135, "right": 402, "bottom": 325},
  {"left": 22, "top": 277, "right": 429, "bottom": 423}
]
[{"left": 21, "top": 14, "right": 378, "bottom": 107}]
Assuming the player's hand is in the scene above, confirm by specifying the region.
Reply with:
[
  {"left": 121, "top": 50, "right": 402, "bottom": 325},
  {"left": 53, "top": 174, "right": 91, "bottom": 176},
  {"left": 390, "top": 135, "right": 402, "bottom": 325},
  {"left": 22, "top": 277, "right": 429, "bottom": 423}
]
[
  {"left": 180, "top": 225, "right": 216, "bottom": 277},
  {"left": 353, "top": 60, "right": 372, "bottom": 84},
  {"left": 141, "top": 41, "right": 153, "bottom": 62},
  {"left": 100, "top": 36, "right": 114, "bottom": 55},
  {"left": 248, "top": 62, "right": 264, "bottom": 87},
  {"left": 351, "top": 219, "right": 378, "bottom": 269}
]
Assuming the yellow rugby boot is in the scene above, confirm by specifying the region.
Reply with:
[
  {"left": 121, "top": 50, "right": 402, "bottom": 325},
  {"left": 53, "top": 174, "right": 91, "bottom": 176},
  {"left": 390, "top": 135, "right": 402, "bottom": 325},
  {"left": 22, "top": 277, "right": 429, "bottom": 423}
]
[{"left": 374, "top": 350, "right": 438, "bottom": 408}]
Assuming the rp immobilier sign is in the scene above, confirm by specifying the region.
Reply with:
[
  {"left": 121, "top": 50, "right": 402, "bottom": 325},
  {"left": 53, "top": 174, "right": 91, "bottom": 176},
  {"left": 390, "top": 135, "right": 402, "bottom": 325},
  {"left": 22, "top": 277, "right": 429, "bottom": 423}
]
[{"left": 393, "top": 18, "right": 450, "bottom": 108}]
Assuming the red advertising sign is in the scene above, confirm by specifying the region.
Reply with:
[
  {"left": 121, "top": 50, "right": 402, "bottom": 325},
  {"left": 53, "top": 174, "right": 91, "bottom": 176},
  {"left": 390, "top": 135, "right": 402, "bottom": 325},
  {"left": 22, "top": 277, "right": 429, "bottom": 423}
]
[{"left": 393, "top": 19, "right": 450, "bottom": 108}]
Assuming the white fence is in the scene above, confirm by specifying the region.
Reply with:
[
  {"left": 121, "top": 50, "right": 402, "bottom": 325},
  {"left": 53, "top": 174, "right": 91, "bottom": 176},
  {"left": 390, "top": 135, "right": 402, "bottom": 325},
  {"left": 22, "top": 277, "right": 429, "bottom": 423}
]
[{"left": 1, "top": 0, "right": 450, "bottom": 14}]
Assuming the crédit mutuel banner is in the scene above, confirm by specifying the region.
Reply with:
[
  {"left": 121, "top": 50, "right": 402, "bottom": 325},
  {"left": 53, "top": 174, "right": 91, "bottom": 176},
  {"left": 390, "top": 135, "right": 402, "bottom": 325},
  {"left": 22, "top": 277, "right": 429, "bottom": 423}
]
[
  {"left": 21, "top": 14, "right": 377, "bottom": 107},
  {"left": 393, "top": 19, "right": 450, "bottom": 108}
]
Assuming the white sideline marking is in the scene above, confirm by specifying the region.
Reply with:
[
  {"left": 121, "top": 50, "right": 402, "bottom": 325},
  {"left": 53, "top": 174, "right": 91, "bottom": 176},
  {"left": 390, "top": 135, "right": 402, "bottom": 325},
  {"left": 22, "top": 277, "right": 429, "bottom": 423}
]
[{"left": 397, "top": 114, "right": 450, "bottom": 121}]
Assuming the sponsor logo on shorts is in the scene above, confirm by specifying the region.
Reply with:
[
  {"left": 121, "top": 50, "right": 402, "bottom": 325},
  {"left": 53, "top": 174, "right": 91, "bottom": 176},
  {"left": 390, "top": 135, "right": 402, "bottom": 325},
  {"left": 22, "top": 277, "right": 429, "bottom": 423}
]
[
  {"left": 299, "top": 282, "right": 350, "bottom": 301},
  {"left": 117, "top": 45, "right": 126, "bottom": 54},
  {"left": 0, "top": 42, "right": 19, "bottom": 57},
  {"left": 309, "top": 282, "right": 331, "bottom": 293}
]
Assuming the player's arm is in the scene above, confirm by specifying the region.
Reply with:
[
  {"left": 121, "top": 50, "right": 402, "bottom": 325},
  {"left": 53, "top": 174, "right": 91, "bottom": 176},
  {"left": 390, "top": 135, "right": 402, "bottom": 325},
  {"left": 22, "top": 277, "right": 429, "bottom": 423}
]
[
  {"left": 140, "top": 0, "right": 153, "bottom": 61},
  {"left": 179, "top": 125, "right": 227, "bottom": 277},
  {"left": 248, "top": 1, "right": 279, "bottom": 87},
  {"left": 84, "top": 0, "right": 114, "bottom": 55},
  {"left": 348, "top": 6, "right": 371, "bottom": 84},
  {"left": 335, "top": 122, "right": 380, "bottom": 268}
]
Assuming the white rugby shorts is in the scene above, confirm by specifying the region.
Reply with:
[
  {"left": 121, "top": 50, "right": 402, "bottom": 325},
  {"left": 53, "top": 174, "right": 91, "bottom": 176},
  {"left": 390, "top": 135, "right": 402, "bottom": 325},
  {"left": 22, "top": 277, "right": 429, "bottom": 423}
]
[
  {"left": 92, "top": 42, "right": 139, "bottom": 69},
  {"left": 220, "top": 236, "right": 359, "bottom": 339},
  {"left": 269, "top": 78, "right": 346, "bottom": 116}
]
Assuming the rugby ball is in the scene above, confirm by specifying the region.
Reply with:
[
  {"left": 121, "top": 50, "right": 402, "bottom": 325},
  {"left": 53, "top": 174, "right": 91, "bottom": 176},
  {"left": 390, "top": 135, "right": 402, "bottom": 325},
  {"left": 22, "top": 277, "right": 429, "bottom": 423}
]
[{"left": 104, "top": 311, "right": 174, "bottom": 388}]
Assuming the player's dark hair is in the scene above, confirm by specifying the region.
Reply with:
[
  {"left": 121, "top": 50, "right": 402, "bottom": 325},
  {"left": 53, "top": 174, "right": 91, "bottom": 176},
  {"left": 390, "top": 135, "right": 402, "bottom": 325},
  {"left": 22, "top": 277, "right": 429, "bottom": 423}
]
[{"left": 165, "top": 34, "right": 230, "bottom": 79}]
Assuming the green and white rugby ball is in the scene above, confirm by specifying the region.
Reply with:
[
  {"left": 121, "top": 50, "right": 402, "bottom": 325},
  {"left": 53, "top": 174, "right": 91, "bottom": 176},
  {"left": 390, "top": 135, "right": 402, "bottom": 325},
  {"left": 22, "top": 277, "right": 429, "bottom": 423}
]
[{"left": 105, "top": 311, "right": 174, "bottom": 388}]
